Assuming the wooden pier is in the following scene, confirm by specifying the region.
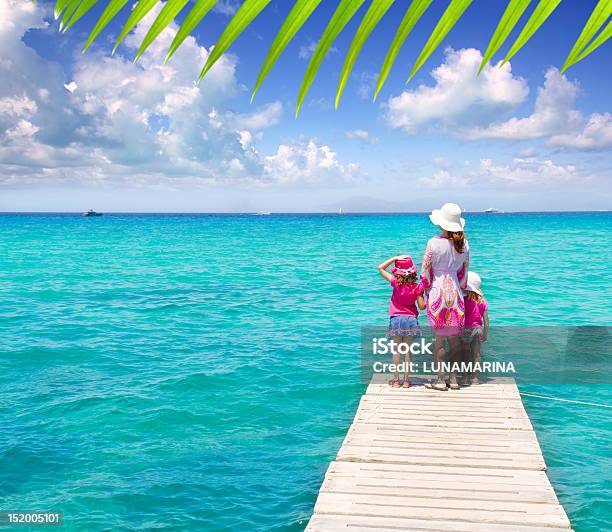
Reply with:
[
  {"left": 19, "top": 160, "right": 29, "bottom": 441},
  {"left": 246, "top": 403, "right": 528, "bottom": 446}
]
[{"left": 306, "top": 376, "right": 572, "bottom": 531}]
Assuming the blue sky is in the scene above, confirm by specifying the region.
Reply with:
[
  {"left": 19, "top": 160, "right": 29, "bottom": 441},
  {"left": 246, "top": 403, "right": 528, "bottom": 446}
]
[{"left": 0, "top": 0, "right": 610, "bottom": 212}]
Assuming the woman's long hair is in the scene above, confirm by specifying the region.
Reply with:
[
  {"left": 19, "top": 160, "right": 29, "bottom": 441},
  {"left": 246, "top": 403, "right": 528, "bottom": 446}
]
[{"left": 448, "top": 231, "right": 466, "bottom": 253}]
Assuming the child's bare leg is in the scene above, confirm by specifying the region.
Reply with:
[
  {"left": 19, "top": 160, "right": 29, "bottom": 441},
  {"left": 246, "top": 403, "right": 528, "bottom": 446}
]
[
  {"left": 460, "top": 339, "right": 471, "bottom": 385},
  {"left": 402, "top": 336, "right": 412, "bottom": 386},
  {"left": 448, "top": 336, "right": 461, "bottom": 388},
  {"left": 433, "top": 336, "right": 447, "bottom": 388},
  {"left": 389, "top": 336, "right": 401, "bottom": 386},
  {"left": 471, "top": 337, "right": 481, "bottom": 384}
]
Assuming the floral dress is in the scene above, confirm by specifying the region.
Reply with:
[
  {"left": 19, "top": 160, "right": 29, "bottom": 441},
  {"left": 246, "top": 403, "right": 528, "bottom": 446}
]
[{"left": 420, "top": 236, "right": 469, "bottom": 336}]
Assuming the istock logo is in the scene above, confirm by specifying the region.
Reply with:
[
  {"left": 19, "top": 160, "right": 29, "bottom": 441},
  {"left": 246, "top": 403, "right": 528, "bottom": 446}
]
[{"left": 371, "top": 337, "right": 433, "bottom": 356}]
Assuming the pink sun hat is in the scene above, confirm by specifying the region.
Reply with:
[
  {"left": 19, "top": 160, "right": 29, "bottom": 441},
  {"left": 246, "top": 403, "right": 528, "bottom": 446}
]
[{"left": 391, "top": 257, "right": 417, "bottom": 276}]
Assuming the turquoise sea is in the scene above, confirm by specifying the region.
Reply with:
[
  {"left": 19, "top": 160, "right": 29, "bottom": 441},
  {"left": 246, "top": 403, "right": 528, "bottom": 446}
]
[{"left": 1, "top": 212, "right": 610, "bottom": 531}]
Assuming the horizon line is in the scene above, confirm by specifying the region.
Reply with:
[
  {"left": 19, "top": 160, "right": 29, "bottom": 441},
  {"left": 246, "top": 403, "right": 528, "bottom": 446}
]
[{"left": 0, "top": 210, "right": 609, "bottom": 215}]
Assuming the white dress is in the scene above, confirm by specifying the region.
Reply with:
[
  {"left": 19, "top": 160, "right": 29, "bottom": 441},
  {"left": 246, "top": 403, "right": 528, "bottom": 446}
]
[{"left": 420, "top": 236, "right": 470, "bottom": 335}]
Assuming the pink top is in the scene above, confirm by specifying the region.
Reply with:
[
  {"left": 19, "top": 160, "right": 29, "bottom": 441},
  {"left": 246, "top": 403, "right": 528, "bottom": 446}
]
[
  {"left": 464, "top": 296, "right": 488, "bottom": 328},
  {"left": 389, "top": 278, "right": 424, "bottom": 317}
]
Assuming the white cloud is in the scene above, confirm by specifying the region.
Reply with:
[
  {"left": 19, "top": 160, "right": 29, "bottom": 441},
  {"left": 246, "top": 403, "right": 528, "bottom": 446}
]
[
  {"left": 5, "top": 118, "right": 39, "bottom": 139},
  {"left": 0, "top": 95, "right": 37, "bottom": 117},
  {"left": 468, "top": 68, "right": 580, "bottom": 140},
  {"left": 358, "top": 72, "right": 377, "bottom": 100},
  {"left": 468, "top": 68, "right": 612, "bottom": 150},
  {"left": 212, "top": 0, "right": 239, "bottom": 16},
  {"left": 224, "top": 101, "right": 283, "bottom": 130},
  {"left": 299, "top": 41, "right": 337, "bottom": 60},
  {"left": 478, "top": 157, "right": 577, "bottom": 185},
  {"left": 420, "top": 156, "right": 578, "bottom": 188},
  {"left": 385, "top": 48, "right": 528, "bottom": 134},
  {"left": 420, "top": 169, "right": 470, "bottom": 188},
  {"left": 264, "top": 139, "right": 358, "bottom": 184},
  {"left": 346, "top": 129, "right": 378, "bottom": 144},
  {"left": 0, "top": 0, "right": 355, "bottom": 188},
  {"left": 550, "top": 113, "right": 612, "bottom": 150}
]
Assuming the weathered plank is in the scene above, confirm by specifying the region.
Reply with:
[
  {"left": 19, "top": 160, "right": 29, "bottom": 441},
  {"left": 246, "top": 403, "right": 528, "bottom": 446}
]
[
  {"left": 305, "top": 377, "right": 572, "bottom": 531},
  {"left": 307, "top": 514, "right": 571, "bottom": 532}
]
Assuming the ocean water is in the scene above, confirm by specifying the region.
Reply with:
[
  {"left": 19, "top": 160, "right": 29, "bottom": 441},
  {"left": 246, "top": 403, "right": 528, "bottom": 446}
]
[{"left": 0, "top": 212, "right": 610, "bottom": 531}]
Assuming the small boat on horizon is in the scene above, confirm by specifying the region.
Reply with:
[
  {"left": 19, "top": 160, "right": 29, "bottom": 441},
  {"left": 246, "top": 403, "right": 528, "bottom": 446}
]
[
  {"left": 484, "top": 207, "right": 500, "bottom": 214},
  {"left": 82, "top": 209, "right": 103, "bottom": 217},
  {"left": 255, "top": 211, "right": 271, "bottom": 216}
]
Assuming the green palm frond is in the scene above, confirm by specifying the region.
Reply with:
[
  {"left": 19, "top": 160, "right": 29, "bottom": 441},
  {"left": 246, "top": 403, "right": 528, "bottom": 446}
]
[
  {"left": 375, "top": 0, "right": 434, "bottom": 101},
  {"left": 297, "top": 0, "right": 367, "bottom": 116},
  {"left": 335, "top": 0, "right": 395, "bottom": 109},
  {"left": 409, "top": 0, "right": 473, "bottom": 81},
  {"left": 165, "top": 0, "right": 220, "bottom": 63},
  {"left": 571, "top": 19, "right": 612, "bottom": 66},
  {"left": 199, "top": 0, "right": 272, "bottom": 80},
  {"left": 58, "top": 0, "right": 82, "bottom": 31},
  {"left": 562, "top": 0, "right": 612, "bottom": 72},
  {"left": 62, "top": 0, "right": 99, "bottom": 33},
  {"left": 54, "top": 0, "right": 72, "bottom": 19},
  {"left": 113, "top": 0, "right": 159, "bottom": 55},
  {"left": 135, "top": 0, "right": 190, "bottom": 61},
  {"left": 82, "top": 0, "right": 130, "bottom": 52},
  {"left": 55, "top": 0, "right": 612, "bottom": 113},
  {"left": 251, "top": 0, "right": 323, "bottom": 102},
  {"left": 478, "top": 0, "right": 531, "bottom": 74},
  {"left": 501, "top": 0, "right": 562, "bottom": 65}
]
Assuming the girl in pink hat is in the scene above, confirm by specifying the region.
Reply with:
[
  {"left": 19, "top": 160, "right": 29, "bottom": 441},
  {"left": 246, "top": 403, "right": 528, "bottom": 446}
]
[{"left": 378, "top": 255, "right": 426, "bottom": 388}]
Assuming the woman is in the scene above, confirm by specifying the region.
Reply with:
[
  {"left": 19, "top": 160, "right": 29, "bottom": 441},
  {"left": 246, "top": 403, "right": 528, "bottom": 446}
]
[{"left": 421, "top": 203, "right": 469, "bottom": 391}]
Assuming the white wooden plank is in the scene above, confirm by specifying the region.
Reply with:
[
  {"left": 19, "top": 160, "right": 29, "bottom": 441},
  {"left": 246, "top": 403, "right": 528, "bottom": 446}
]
[
  {"left": 342, "top": 433, "right": 543, "bottom": 455},
  {"left": 357, "top": 404, "right": 531, "bottom": 420},
  {"left": 320, "top": 476, "right": 558, "bottom": 503},
  {"left": 327, "top": 460, "right": 548, "bottom": 479},
  {"left": 313, "top": 492, "right": 571, "bottom": 528},
  {"left": 353, "top": 411, "right": 533, "bottom": 430},
  {"left": 360, "top": 395, "right": 528, "bottom": 410},
  {"left": 361, "top": 394, "right": 526, "bottom": 406},
  {"left": 306, "top": 514, "right": 571, "bottom": 532},
  {"left": 348, "top": 422, "right": 540, "bottom": 441},
  {"left": 322, "top": 473, "right": 557, "bottom": 502},
  {"left": 337, "top": 444, "right": 546, "bottom": 470}
]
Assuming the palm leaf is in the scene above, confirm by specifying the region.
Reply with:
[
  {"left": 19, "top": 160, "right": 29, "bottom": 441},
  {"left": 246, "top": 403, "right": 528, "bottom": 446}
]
[
  {"left": 82, "top": 0, "right": 130, "bottom": 52},
  {"left": 54, "top": 0, "right": 611, "bottom": 109},
  {"left": 199, "top": 0, "right": 273, "bottom": 80},
  {"left": 62, "top": 0, "right": 100, "bottom": 33},
  {"left": 135, "top": 0, "right": 190, "bottom": 62},
  {"left": 59, "top": 0, "right": 82, "bottom": 31},
  {"left": 572, "top": 19, "right": 612, "bottom": 66},
  {"left": 374, "top": 0, "right": 433, "bottom": 101},
  {"left": 502, "top": 0, "right": 562, "bottom": 65},
  {"left": 54, "top": 0, "right": 71, "bottom": 19},
  {"left": 561, "top": 0, "right": 612, "bottom": 72},
  {"left": 335, "top": 0, "right": 395, "bottom": 109},
  {"left": 165, "top": 0, "right": 220, "bottom": 63},
  {"left": 478, "top": 0, "right": 531, "bottom": 74},
  {"left": 112, "top": 0, "right": 159, "bottom": 55},
  {"left": 409, "top": 0, "right": 473, "bottom": 81},
  {"left": 296, "top": 0, "right": 367, "bottom": 116},
  {"left": 251, "top": 0, "right": 323, "bottom": 103}
]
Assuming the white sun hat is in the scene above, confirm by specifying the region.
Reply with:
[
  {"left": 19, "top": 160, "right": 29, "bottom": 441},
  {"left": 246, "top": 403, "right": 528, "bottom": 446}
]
[
  {"left": 429, "top": 202, "right": 465, "bottom": 232},
  {"left": 466, "top": 271, "right": 483, "bottom": 296}
]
